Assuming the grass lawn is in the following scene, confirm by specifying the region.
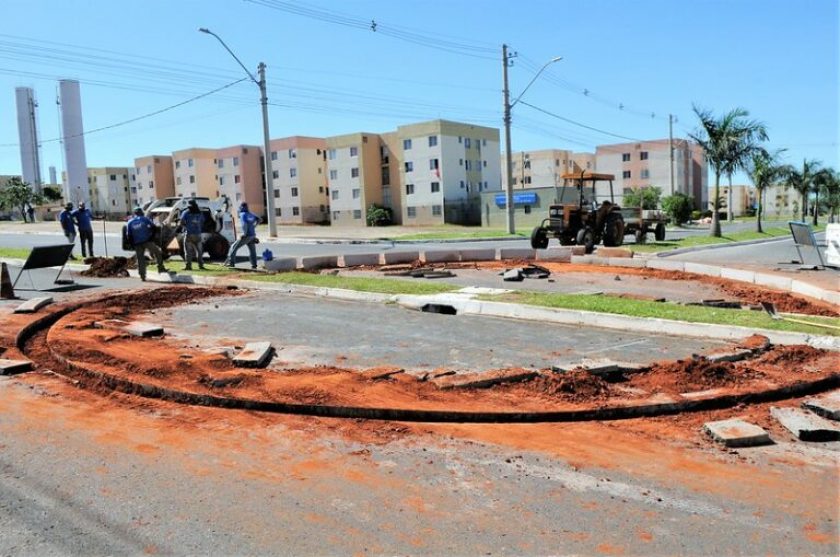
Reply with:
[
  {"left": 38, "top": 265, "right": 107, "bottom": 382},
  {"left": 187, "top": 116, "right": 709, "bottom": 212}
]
[
  {"left": 249, "top": 271, "right": 458, "bottom": 295},
  {"left": 481, "top": 291, "right": 840, "bottom": 337},
  {"left": 630, "top": 225, "right": 824, "bottom": 253},
  {"left": 0, "top": 247, "right": 33, "bottom": 259},
  {"left": 387, "top": 227, "right": 527, "bottom": 241}
]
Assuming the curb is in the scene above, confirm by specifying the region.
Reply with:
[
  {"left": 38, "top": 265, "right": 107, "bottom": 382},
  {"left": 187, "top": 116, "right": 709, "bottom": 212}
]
[{"left": 657, "top": 235, "right": 795, "bottom": 257}]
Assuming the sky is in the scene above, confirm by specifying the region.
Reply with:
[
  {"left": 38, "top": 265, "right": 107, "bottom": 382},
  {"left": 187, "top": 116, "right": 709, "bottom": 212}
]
[{"left": 1, "top": 0, "right": 837, "bottom": 185}]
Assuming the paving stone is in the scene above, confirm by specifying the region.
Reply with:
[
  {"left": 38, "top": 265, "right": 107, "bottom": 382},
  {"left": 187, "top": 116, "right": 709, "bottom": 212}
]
[
  {"left": 535, "top": 247, "right": 573, "bottom": 262},
  {"left": 551, "top": 358, "right": 644, "bottom": 380},
  {"left": 570, "top": 246, "right": 587, "bottom": 256},
  {"left": 645, "top": 259, "right": 685, "bottom": 272},
  {"left": 502, "top": 269, "right": 523, "bottom": 281},
  {"left": 753, "top": 272, "right": 793, "bottom": 291},
  {"left": 721, "top": 267, "right": 756, "bottom": 284},
  {"left": 704, "top": 419, "right": 772, "bottom": 447},
  {"left": 298, "top": 255, "right": 338, "bottom": 270},
  {"left": 380, "top": 251, "right": 420, "bottom": 265},
  {"left": 684, "top": 262, "right": 721, "bottom": 277},
  {"left": 421, "top": 250, "right": 459, "bottom": 263},
  {"left": 597, "top": 247, "right": 634, "bottom": 258},
  {"left": 0, "top": 358, "right": 34, "bottom": 375},
  {"left": 608, "top": 257, "right": 647, "bottom": 268},
  {"left": 458, "top": 248, "right": 497, "bottom": 262},
  {"left": 706, "top": 349, "right": 754, "bottom": 363},
  {"left": 13, "top": 297, "right": 53, "bottom": 314},
  {"left": 263, "top": 257, "right": 298, "bottom": 271},
  {"left": 802, "top": 390, "right": 840, "bottom": 421},
  {"left": 95, "top": 319, "right": 164, "bottom": 337},
  {"left": 337, "top": 253, "right": 381, "bottom": 267},
  {"left": 432, "top": 368, "right": 538, "bottom": 390},
  {"left": 771, "top": 406, "right": 840, "bottom": 441},
  {"left": 232, "top": 341, "right": 274, "bottom": 368}
]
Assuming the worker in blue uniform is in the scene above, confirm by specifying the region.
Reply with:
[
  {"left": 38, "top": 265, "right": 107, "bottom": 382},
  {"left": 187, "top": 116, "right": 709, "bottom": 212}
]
[
  {"left": 225, "top": 202, "right": 261, "bottom": 269},
  {"left": 126, "top": 207, "right": 167, "bottom": 281}
]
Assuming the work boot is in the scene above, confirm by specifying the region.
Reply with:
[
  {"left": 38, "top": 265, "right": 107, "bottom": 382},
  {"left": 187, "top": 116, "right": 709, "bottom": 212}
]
[
  {"left": 185, "top": 265, "right": 192, "bottom": 271},
  {"left": 198, "top": 265, "right": 206, "bottom": 270},
  {"left": 140, "top": 276, "right": 146, "bottom": 282},
  {"left": 158, "top": 266, "right": 168, "bottom": 274}
]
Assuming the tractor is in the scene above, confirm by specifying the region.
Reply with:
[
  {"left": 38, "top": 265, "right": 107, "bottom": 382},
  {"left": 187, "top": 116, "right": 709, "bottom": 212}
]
[{"left": 530, "top": 171, "right": 625, "bottom": 253}]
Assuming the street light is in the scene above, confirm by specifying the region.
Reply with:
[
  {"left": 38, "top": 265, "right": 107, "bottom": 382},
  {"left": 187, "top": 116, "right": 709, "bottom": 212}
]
[
  {"left": 199, "top": 27, "right": 277, "bottom": 237},
  {"left": 502, "top": 53, "right": 562, "bottom": 234}
]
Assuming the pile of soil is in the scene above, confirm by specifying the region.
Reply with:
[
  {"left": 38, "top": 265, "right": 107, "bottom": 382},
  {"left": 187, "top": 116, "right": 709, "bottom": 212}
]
[
  {"left": 753, "top": 344, "right": 826, "bottom": 366},
  {"left": 738, "top": 334, "right": 771, "bottom": 351},
  {"left": 522, "top": 369, "right": 612, "bottom": 402},
  {"left": 81, "top": 256, "right": 133, "bottom": 278},
  {"left": 718, "top": 282, "right": 838, "bottom": 316},
  {"left": 647, "top": 357, "right": 741, "bottom": 391}
]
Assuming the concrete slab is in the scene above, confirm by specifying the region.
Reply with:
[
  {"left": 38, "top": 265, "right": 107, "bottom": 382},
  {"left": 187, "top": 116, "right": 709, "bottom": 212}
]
[
  {"left": 457, "top": 248, "right": 497, "bottom": 262},
  {"left": 608, "top": 258, "right": 646, "bottom": 268},
  {"left": 13, "top": 296, "right": 53, "bottom": 314},
  {"left": 456, "top": 287, "right": 512, "bottom": 295},
  {"left": 597, "top": 247, "right": 634, "bottom": 258},
  {"left": 232, "top": 341, "right": 274, "bottom": 368},
  {"left": 720, "top": 267, "right": 756, "bottom": 284},
  {"left": 263, "top": 257, "right": 298, "bottom": 272},
  {"left": 704, "top": 419, "right": 772, "bottom": 447},
  {"left": 95, "top": 319, "right": 164, "bottom": 337},
  {"left": 570, "top": 246, "right": 587, "bottom": 256},
  {"left": 771, "top": 407, "right": 840, "bottom": 441},
  {"left": 432, "top": 368, "right": 538, "bottom": 389},
  {"left": 802, "top": 391, "right": 840, "bottom": 421},
  {"left": 680, "top": 388, "right": 728, "bottom": 400},
  {"left": 536, "top": 247, "right": 573, "bottom": 262},
  {"left": 706, "top": 349, "right": 754, "bottom": 363},
  {"left": 571, "top": 255, "right": 609, "bottom": 266},
  {"left": 753, "top": 272, "right": 793, "bottom": 291},
  {"left": 684, "top": 262, "right": 722, "bottom": 277},
  {"left": 0, "top": 358, "right": 34, "bottom": 375},
  {"left": 502, "top": 269, "right": 523, "bottom": 282},
  {"left": 646, "top": 259, "right": 685, "bottom": 272},
  {"left": 298, "top": 255, "right": 338, "bottom": 270},
  {"left": 551, "top": 358, "right": 644, "bottom": 380},
  {"left": 790, "top": 280, "right": 830, "bottom": 303},
  {"left": 421, "top": 250, "right": 459, "bottom": 264},
  {"left": 337, "top": 253, "right": 380, "bottom": 268},
  {"left": 498, "top": 248, "right": 536, "bottom": 261},
  {"left": 379, "top": 251, "right": 420, "bottom": 265}
]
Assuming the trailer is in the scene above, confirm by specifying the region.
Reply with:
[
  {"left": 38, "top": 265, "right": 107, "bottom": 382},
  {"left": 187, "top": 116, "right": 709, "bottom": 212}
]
[{"left": 620, "top": 207, "right": 668, "bottom": 244}]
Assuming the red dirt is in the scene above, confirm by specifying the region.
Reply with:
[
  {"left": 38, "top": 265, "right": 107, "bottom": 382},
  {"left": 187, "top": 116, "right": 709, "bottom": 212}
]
[
  {"left": 517, "top": 369, "right": 612, "bottom": 402},
  {"left": 738, "top": 334, "right": 771, "bottom": 351},
  {"left": 81, "top": 256, "right": 136, "bottom": 277}
]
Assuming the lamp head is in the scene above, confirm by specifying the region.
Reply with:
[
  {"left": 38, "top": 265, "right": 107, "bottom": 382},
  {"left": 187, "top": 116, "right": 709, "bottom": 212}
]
[
  {"left": 198, "top": 27, "right": 210, "bottom": 34},
  {"left": 550, "top": 56, "right": 563, "bottom": 63}
]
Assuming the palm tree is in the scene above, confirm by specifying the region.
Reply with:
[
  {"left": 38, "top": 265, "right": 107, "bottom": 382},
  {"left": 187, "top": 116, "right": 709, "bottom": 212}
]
[
  {"left": 783, "top": 159, "right": 821, "bottom": 222},
  {"left": 815, "top": 167, "right": 840, "bottom": 223},
  {"left": 690, "top": 106, "right": 768, "bottom": 236},
  {"left": 747, "top": 149, "right": 786, "bottom": 233}
]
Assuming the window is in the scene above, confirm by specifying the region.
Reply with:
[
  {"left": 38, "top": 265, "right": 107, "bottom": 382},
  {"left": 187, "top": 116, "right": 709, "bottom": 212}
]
[
  {"left": 458, "top": 136, "right": 462, "bottom": 143},
  {"left": 622, "top": 153, "right": 631, "bottom": 162},
  {"left": 290, "top": 168, "right": 297, "bottom": 178},
  {"left": 288, "top": 149, "right": 296, "bottom": 159},
  {"left": 234, "top": 175, "right": 241, "bottom": 184},
  {"left": 320, "top": 204, "right": 325, "bottom": 212},
  {"left": 406, "top": 183, "right": 415, "bottom": 195},
  {"left": 459, "top": 159, "right": 463, "bottom": 166},
  {"left": 524, "top": 205, "right": 532, "bottom": 214},
  {"left": 175, "top": 161, "right": 181, "bottom": 169},
  {"left": 640, "top": 169, "right": 650, "bottom": 179},
  {"left": 147, "top": 164, "right": 152, "bottom": 173},
  {"left": 331, "top": 190, "right": 339, "bottom": 200},
  {"left": 288, "top": 206, "right": 297, "bottom": 217},
  {"left": 110, "top": 174, "right": 116, "bottom": 180},
  {"left": 381, "top": 166, "right": 390, "bottom": 185},
  {"left": 352, "top": 188, "right": 360, "bottom": 199},
  {"left": 328, "top": 149, "right": 336, "bottom": 160},
  {"left": 407, "top": 206, "right": 416, "bottom": 218},
  {"left": 465, "top": 160, "right": 472, "bottom": 171},
  {"left": 274, "top": 189, "right": 280, "bottom": 198},
  {"left": 524, "top": 176, "right": 532, "bottom": 184},
  {"left": 431, "top": 182, "right": 440, "bottom": 193},
  {"left": 465, "top": 138, "right": 471, "bottom": 148},
  {"left": 432, "top": 205, "right": 442, "bottom": 216},
  {"left": 149, "top": 181, "right": 154, "bottom": 188},
  {"left": 460, "top": 180, "right": 465, "bottom": 189},
  {"left": 270, "top": 151, "right": 278, "bottom": 161},
  {"left": 428, "top": 135, "right": 437, "bottom": 147},
  {"left": 482, "top": 139, "right": 486, "bottom": 147},
  {"left": 623, "top": 170, "right": 631, "bottom": 179},
  {"left": 429, "top": 158, "right": 439, "bottom": 171},
  {"left": 483, "top": 160, "right": 487, "bottom": 168},
  {"left": 219, "top": 176, "right": 225, "bottom": 186},
  {"left": 272, "top": 170, "right": 279, "bottom": 179},
  {"left": 353, "top": 209, "right": 362, "bottom": 219},
  {"left": 405, "top": 162, "right": 413, "bottom": 173},
  {"left": 332, "top": 211, "right": 339, "bottom": 220},
  {"left": 351, "top": 167, "right": 359, "bottom": 178},
  {"left": 189, "top": 175, "right": 195, "bottom": 184},
  {"left": 233, "top": 156, "right": 239, "bottom": 167},
  {"left": 291, "top": 187, "right": 298, "bottom": 197},
  {"left": 640, "top": 151, "right": 649, "bottom": 161},
  {"left": 218, "top": 159, "right": 224, "bottom": 168},
  {"left": 318, "top": 186, "right": 324, "bottom": 193},
  {"left": 329, "top": 169, "right": 338, "bottom": 180},
  {"left": 403, "top": 139, "right": 412, "bottom": 150},
  {"left": 349, "top": 146, "right": 358, "bottom": 157}
]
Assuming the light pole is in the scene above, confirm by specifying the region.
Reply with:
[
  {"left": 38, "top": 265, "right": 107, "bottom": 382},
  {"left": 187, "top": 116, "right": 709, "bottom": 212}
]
[
  {"left": 199, "top": 27, "right": 277, "bottom": 237},
  {"left": 502, "top": 50, "right": 562, "bottom": 234}
]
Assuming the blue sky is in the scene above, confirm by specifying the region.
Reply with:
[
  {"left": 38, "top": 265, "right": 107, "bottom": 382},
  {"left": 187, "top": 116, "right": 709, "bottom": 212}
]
[{"left": 1, "top": 0, "right": 837, "bottom": 184}]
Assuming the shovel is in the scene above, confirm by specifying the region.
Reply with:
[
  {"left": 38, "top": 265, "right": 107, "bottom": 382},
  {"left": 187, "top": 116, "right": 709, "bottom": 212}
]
[{"left": 760, "top": 302, "right": 840, "bottom": 332}]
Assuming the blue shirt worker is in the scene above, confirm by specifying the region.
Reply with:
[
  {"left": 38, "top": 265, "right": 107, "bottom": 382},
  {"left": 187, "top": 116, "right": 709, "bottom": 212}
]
[
  {"left": 72, "top": 201, "right": 95, "bottom": 258},
  {"left": 178, "top": 200, "right": 206, "bottom": 271},
  {"left": 126, "top": 207, "right": 167, "bottom": 281},
  {"left": 225, "top": 202, "right": 261, "bottom": 269},
  {"left": 58, "top": 203, "right": 77, "bottom": 260}
]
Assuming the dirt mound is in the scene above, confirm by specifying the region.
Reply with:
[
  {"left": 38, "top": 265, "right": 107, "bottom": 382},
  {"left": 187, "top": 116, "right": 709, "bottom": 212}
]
[
  {"left": 754, "top": 345, "right": 826, "bottom": 366},
  {"left": 719, "top": 283, "right": 838, "bottom": 316},
  {"left": 81, "top": 256, "right": 133, "bottom": 278},
  {"left": 738, "top": 335, "right": 771, "bottom": 351},
  {"left": 524, "top": 369, "right": 612, "bottom": 402},
  {"left": 101, "top": 286, "right": 238, "bottom": 312}
]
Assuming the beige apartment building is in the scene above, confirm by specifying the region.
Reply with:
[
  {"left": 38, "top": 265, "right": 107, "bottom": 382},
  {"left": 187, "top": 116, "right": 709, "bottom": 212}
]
[
  {"left": 172, "top": 148, "right": 217, "bottom": 199},
  {"left": 502, "top": 149, "right": 594, "bottom": 189},
  {"left": 87, "top": 167, "right": 135, "bottom": 218},
  {"left": 325, "top": 132, "right": 385, "bottom": 226},
  {"left": 133, "top": 155, "right": 175, "bottom": 208},
  {"left": 268, "top": 136, "right": 329, "bottom": 224},
  {"left": 215, "top": 145, "right": 264, "bottom": 216}
]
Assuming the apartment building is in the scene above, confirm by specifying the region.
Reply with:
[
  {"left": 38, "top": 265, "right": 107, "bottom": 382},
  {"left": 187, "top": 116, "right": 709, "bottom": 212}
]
[
  {"left": 502, "top": 149, "right": 594, "bottom": 189},
  {"left": 133, "top": 155, "right": 175, "bottom": 208},
  {"left": 325, "top": 132, "right": 385, "bottom": 226},
  {"left": 87, "top": 167, "right": 135, "bottom": 218},
  {"left": 398, "top": 119, "right": 501, "bottom": 225},
  {"left": 172, "top": 148, "right": 217, "bottom": 199},
  {"left": 595, "top": 139, "right": 707, "bottom": 207},
  {"left": 268, "top": 136, "right": 329, "bottom": 224},
  {"left": 215, "top": 145, "right": 264, "bottom": 216}
]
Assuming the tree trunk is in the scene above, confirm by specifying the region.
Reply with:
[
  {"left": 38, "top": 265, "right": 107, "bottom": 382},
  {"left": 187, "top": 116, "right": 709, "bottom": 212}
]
[
  {"left": 812, "top": 190, "right": 819, "bottom": 225},
  {"left": 711, "top": 172, "right": 721, "bottom": 237},
  {"left": 756, "top": 188, "right": 763, "bottom": 233},
  {"left": 727, "top": 174, "right": 734, "bottom": 223},
  {"left": 801, "top": 192, "right": 807, "bottom": 221}
]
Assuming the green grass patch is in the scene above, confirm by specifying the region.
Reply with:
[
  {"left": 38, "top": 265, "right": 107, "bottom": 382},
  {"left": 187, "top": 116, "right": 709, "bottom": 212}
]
[
  {"left": 387, "top": 227, "right": 527, "bottom": 241},
  {"left": 480, "top": 291, "right": 840, "bottom": 336},
  {"left": 0, "top": 247, "right": 33, "bottom": 259},
  {"left": 165, "top": 260, "right": 237, "bottom": 276},
  {"left": 249, "top": 271, "right": 458, "bottom": 295},
  {"left": 631, "top": 225, "right": 824, "bottom": 253}
]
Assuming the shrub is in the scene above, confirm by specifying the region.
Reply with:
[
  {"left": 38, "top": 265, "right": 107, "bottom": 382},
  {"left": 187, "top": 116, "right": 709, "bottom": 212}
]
[
  {"left": 661, "top": 193, "right": 694, "bottom": 224},
  {"left": 622, "top": 186, "right": 661, "bottom": 210},
  {"left": 366, "top": 204, "right": 393, "bottom": 226}
]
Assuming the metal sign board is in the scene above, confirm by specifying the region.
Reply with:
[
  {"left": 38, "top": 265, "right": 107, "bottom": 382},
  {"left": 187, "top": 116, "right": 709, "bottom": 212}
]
[
  {"left": 825, "top": 223, "right": 840, "bottom": 267},
  {"left": 495, "top": 192, "right": 538, "bottom": 207},
  {"left": 789, "top": 221, "right": 817, "bottom": 247},
  {"left": 12, "top": 244, "right": 74, "bottom": 289}
]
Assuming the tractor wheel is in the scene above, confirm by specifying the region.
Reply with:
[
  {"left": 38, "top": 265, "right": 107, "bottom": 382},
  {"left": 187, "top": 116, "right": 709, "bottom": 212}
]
[
  {"left": 530, "top": 227, "right": 549, "bottom": 249},
  {"left": 603, "top": 214, "right": 625, "bottom": 247},
  {"left": 559, "top": 235, "right": 574, "bottom": 246},
  {"left": 576, "top": 228, "right": 595, "bottom": 254},
  {"left": 204, "top": 234, "right": 230, "bottom": 261},
  {"left": 634, "top": 228, "right": 647, "bottom": 245},
  {"left": 654, "top": 222, "right": 666, "bottom": 242}
]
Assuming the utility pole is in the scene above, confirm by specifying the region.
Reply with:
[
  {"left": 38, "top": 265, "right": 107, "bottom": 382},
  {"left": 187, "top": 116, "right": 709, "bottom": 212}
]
[
  {"left": 668, "top": 114, "right": 675, "bottom": 197},
  {"left": 257, "top": 62, "right": 277, "bottom": 237},
  {"left": 502, "top": 44, "right": 515, "bottom": 234}
]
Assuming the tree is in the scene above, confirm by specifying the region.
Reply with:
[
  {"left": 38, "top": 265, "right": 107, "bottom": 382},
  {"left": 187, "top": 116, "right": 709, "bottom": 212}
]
[
  {"left": 747, "top": 149, "right": 786, "bottom": 233},
  {"left": 0, "top": 177, "right": 44, "bottom": 223},
  {"left": 782, "top": 159, "right": 821, "bottom": 222},
  {"left": 661, "top": 193, "right": 694, "bottom": 225},
  {"left": 622, "top": 186, "right": 661, "bottom": 210},
  {"left": 42, "top": 185, "right": 63, "bottom": 202},
  {"left": 365, "top": 204, "right": 392, "bottom": 226},
  {"left": 815, "top": 167, "right": 840, "bottom": 223},
  {"left": 689, "top": 105, "right": 767, "bottom": 237}
]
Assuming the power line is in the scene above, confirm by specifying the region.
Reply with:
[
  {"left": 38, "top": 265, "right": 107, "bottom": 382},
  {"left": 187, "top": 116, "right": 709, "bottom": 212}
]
[{"left": 517, "top": 101, "right": 640, "bottom": 142}]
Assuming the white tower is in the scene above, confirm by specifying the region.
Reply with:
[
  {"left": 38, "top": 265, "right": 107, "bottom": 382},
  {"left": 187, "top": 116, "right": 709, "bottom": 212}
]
[
  {"left": 58, "top": 79, "right": 88, "bottom": 204},
  {"left": 15, "top": 87, "right": 42, "bottom": 189}
]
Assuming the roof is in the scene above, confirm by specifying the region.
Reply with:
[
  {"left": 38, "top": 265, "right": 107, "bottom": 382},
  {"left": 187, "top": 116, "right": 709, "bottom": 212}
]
[{"left": 560, "top": 171, "right": 615, "bottom": 181}]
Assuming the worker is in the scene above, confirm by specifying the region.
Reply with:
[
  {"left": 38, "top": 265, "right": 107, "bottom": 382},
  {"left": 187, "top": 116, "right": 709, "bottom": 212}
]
[
  {"left": 126, "top": 207, "right": 167, "bottom": 281},
  {"left": 225, "top": 202, "right": 261, "bottom": 269},
  {"left": 72, "top": 201, "right": 95, "bottom": 258},
  {"left": 178, "top": 200, "right": 206, "bottom": 271},
  {"left": 58, "top": 203, "right": 77, "bottom": 260}
]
